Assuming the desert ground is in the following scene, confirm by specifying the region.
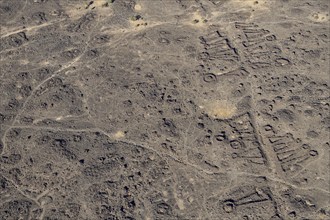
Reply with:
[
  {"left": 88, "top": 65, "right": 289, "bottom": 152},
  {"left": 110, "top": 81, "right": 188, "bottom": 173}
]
[{"left": 0, "top": 0, "right": 329, "bottom": 219}]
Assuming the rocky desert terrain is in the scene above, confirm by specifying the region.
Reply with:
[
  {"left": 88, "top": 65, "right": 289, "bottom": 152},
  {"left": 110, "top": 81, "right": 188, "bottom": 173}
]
[{"left": 0, "top": 0, "right": 329, "bottom": 219}]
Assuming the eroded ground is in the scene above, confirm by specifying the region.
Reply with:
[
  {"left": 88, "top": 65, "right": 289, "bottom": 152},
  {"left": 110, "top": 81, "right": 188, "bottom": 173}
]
[{"left": 0, "top": 0, "right": 329, "bottom": 219}]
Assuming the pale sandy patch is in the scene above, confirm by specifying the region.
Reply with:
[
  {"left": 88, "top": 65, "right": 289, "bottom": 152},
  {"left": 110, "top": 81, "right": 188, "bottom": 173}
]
[
  {"left": 113, "top": 130, "right": 125, "bottom": 139},
  {"left": 200, "top": 100, "right": 237, "bottom": 119},
  {"left": 230, "top": 0, "right": 269, "bottom": 10},
  {"left": 134, "top": 4, "right": 142, "bottom": 11},
  {"left": 184, "top": 11, "right": 208, "bottom": 29},
  {"left": 64, "top": 0, "right": 113, "bottom": 19},
  {"left": 309, "top": 12, "right": 329, "bottom": 22}
]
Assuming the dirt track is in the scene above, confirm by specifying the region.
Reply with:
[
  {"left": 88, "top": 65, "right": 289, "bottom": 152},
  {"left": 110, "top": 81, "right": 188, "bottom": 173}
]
[{"left": 0, "top": 0, "right": 329, "bottom": 219}]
